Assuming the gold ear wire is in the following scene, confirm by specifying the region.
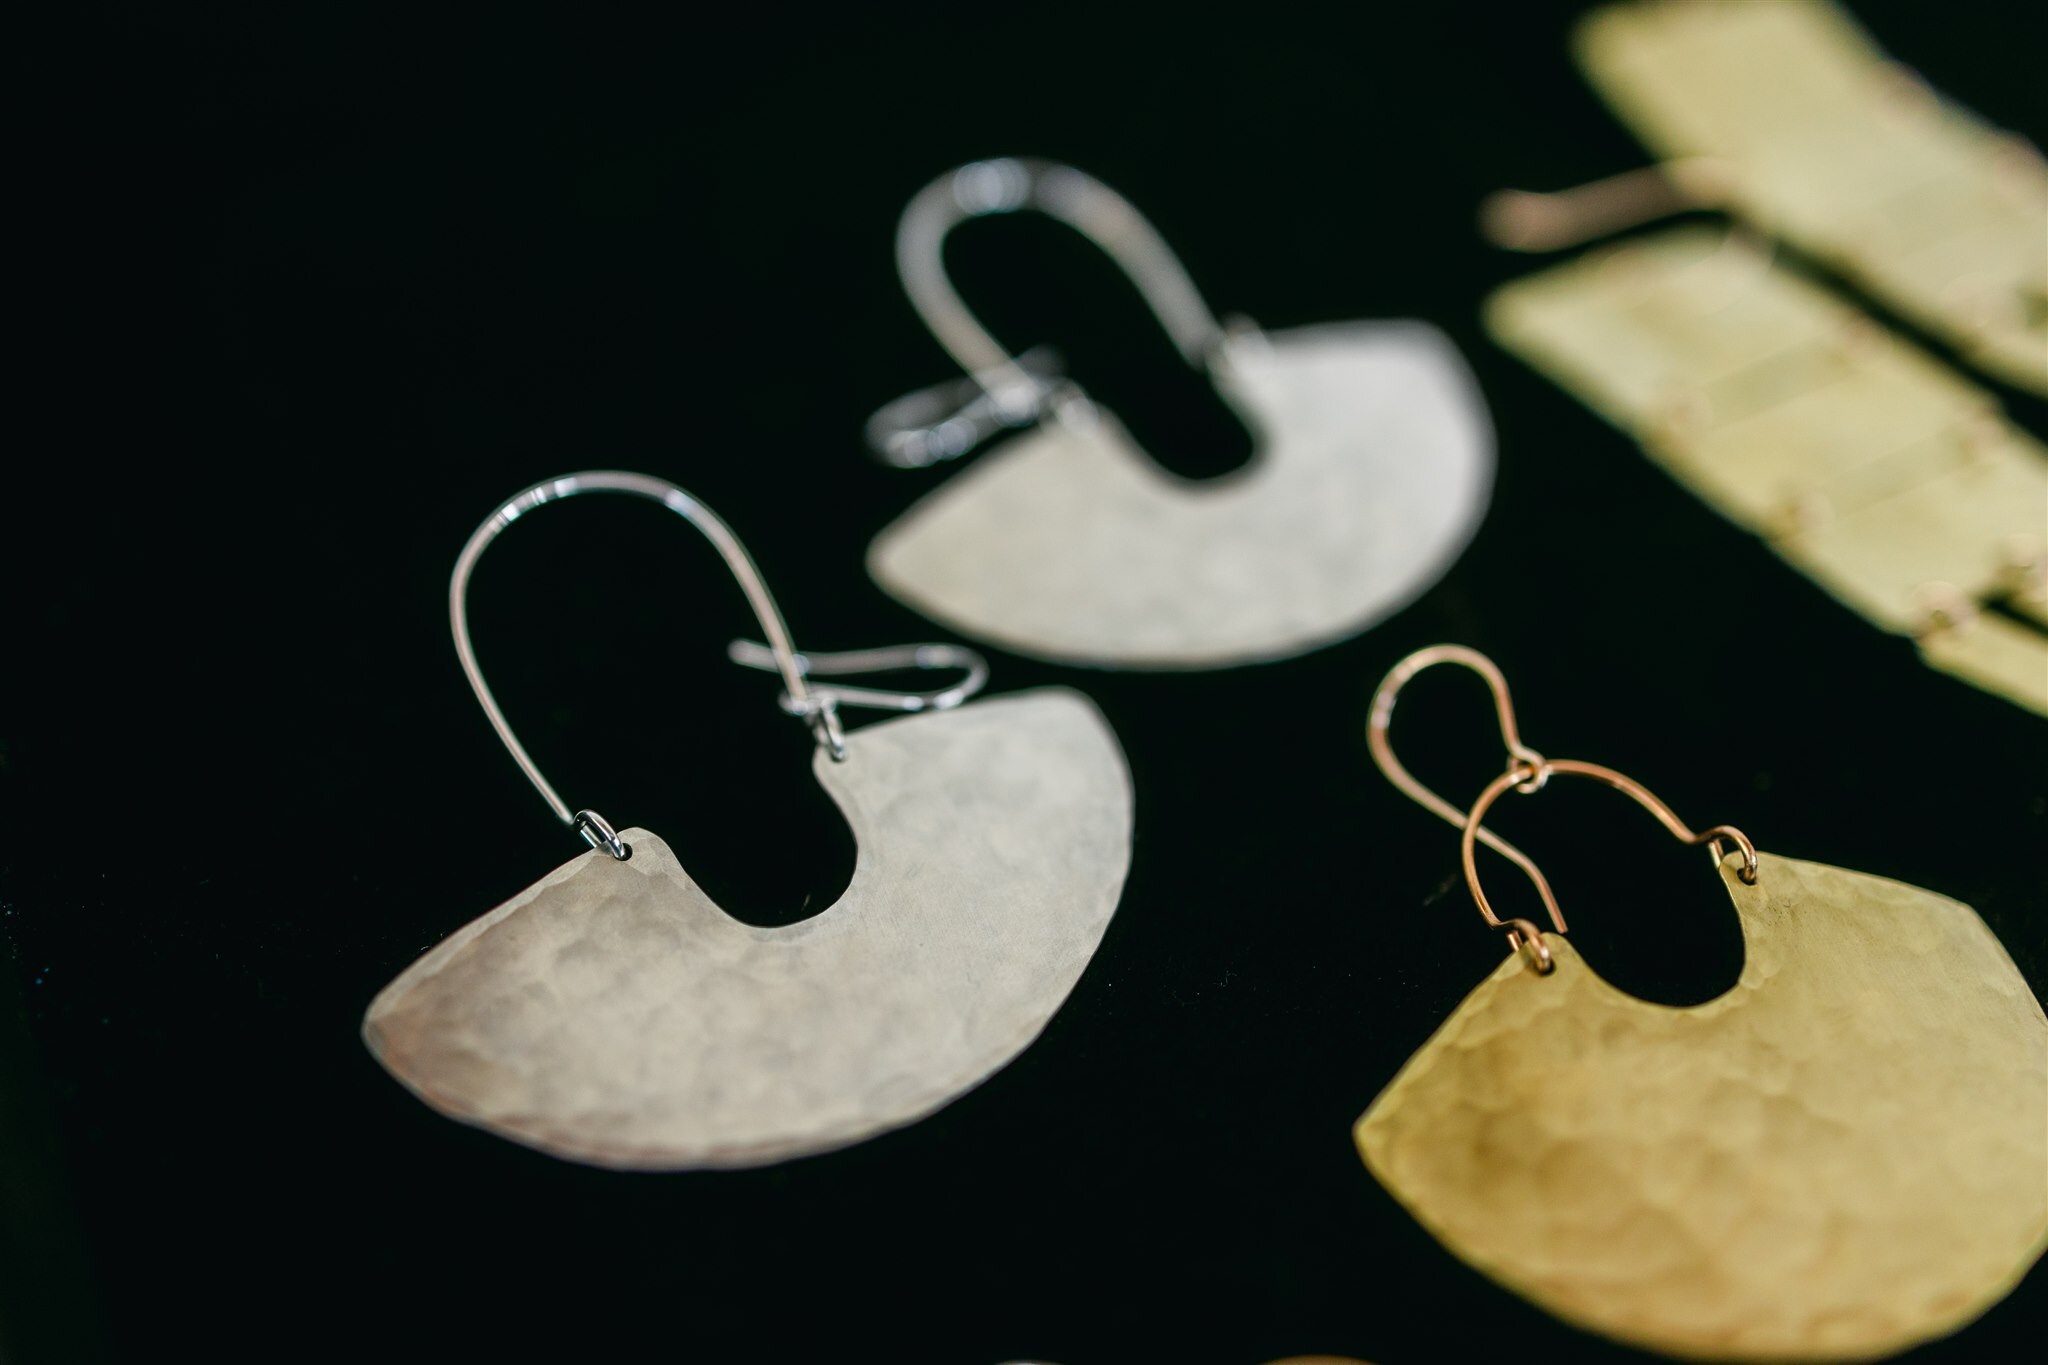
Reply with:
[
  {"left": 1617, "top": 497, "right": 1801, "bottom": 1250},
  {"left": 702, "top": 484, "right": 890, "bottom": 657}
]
[
  {"left": 1459, "top": 758, "right": 1758, "bottom": 974},
  {"left": 1367, "top": 645, "right": 1566, "bottom": 935},
  {"left": 1370, "top": 645, "right": 1757, "bottom": 974},
  {"left": 1478, "top": 157, "right": 1737, "bottom": 253}
]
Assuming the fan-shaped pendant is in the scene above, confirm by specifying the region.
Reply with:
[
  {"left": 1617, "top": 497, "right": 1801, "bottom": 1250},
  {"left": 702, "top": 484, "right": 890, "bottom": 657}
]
[
  {"left": 367, "top": 690, "right": 1132, "bottom": 1169},
  {"left": 1356, "top": 853, "right": 2048, "bottom": 1361},
  {"left": 871, "top": 322, "right": 1492, "bottom": 669}
]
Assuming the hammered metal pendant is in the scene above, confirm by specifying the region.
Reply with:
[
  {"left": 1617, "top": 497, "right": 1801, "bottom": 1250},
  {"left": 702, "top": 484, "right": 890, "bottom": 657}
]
[
  {"left": 1356, "top": 853, "right": 2048, "bottom": 1361},
  {"left": 366, "top": 690, "right": 1132, "bottom": 1169},
  {"left": 870, "top": 322, "right": 1493, "bottom": 669}
]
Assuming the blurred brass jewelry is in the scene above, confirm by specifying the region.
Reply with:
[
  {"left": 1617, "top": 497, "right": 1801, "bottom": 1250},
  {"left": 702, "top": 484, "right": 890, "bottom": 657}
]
[
  {"left": 1356, "top": 646, "right": 2048, "bottom": 1361},
  {"left": 1489, "top": 0, "right": 2047, "bottom": 394},
  {"left": 1487, "top": 228, "right": 2048, "bottom": 716}
]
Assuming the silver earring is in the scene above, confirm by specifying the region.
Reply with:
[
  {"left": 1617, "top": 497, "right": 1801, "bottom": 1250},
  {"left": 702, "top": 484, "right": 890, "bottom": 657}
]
[
  {"left": 864, "top": 157, "right": 1496, "bottom": 669},
  {"left": 364, "top": 471, "right": 1134, "bottom": 1170}
]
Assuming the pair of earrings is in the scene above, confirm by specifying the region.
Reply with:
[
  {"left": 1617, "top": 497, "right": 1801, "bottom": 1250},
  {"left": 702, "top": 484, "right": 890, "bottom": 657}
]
[
  {"left": 359, "top": 159, "right": 2044, "bottom": 1362},
  {"left": 364, "top": 157, "right": 1493, "bottom": 1163}
]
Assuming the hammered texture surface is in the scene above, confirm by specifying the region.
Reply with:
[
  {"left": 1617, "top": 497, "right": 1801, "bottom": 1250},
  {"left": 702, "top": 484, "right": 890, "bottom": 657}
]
[
  {"left": 869, "top": 321, "right": 1493, "bottom": 668},
  {"left": 365, "top": 689, "right": 1132, "bottom": 1169},
  {"left": 1356, "top": 853, "right": 2048, "bottom": 1361}
]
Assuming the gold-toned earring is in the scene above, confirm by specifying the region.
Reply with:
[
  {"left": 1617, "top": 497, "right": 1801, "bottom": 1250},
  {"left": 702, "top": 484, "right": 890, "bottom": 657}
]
[
  {"left": 1355, "top": 644, "right": 2047, "bottom": 1362},
  {"left": 1476, "top": 0, "right": 2048, "bottom": 719},
  {"left": 1486, "top": 0, "right": 2048, "bottom": 397},
  {"left": 1484, "top": 219, "right": 2048, "bottom": 717}
]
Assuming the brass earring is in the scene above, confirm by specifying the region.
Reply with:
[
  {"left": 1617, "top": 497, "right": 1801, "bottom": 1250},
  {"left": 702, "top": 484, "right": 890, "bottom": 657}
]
[{"left": 1355, "top": 644, "right": 2047, "bottom": 1362}]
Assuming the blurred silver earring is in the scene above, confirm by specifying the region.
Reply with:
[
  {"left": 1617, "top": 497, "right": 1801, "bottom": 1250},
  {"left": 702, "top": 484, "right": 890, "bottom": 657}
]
[
  {"left": 364, "top": 470, "right": 1133, "bottom": 1170},
  {"left": 864, "top": 157, "right": 1495, "bottom": 670}
]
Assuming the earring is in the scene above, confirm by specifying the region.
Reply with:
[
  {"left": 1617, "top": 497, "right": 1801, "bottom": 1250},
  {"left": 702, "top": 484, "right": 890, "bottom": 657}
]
[
  {"left": 1477, "top": 0, "right": 2048, "bottom": 718},
  {"left": 364, "top": 471, "right": 1134, "bottom": 1170},
  {"left": 861, "top": 158, "right": 1494, "bottom": 669},
  {"left": 1569, "top": 0, "right": 2047, "bottom": 397},
  {"left": 1354, "top": 645, "right": 2047, "bottom": 1361},
  {"left": 1485, "top": 217, "right": 2048, "bottom": 718}
]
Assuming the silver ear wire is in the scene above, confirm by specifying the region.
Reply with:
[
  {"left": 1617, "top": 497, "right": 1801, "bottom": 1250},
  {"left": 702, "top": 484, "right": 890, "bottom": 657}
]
[
  {"left": 863, "top": 345, "right": 1066, "bottom": 468},
  {"left": 726, "top": 640, "right": 988, "bottom": 718},
  {"left": 866, "top": 158, "right": 1236, "bottom": 465},
  {"left": 450, "top": 471, "right": 986, "bottom": 854}
]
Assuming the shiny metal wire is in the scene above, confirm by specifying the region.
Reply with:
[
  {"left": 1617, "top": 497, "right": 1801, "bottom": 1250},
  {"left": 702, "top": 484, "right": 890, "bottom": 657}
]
[
  {"left": 870, "top": 157, "right": 1233, "bottom": 466},
  {"left": 725, "top": 640, "right": 989, "bottom": 716},
  {"left": 450, "top": 471, "right": 988, "bottom": 856},
  {"left": 1459, "top": 760, "right": 1759, "bottom": 973},
  {"left": 1367, "top": 645, "right": 1569, "bottom": 930},
  {"left": 1370, "top": 644, "right": 1759, "bottom": 973}
]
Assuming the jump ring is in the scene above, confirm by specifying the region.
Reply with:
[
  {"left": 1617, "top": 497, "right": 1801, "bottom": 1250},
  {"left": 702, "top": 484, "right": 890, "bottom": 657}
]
[
  {"left": 1509, "top": 744, "right": 1549, "bottom": 794},
  {"left": 1501, "top": 918, "right": 1555, "bottom": 974},
  {"left": 573, "top": 809, "right": 631, "bottom": 861},
  {"left": 1708, "top": 828, "right": 1760, "bottom": 884}
]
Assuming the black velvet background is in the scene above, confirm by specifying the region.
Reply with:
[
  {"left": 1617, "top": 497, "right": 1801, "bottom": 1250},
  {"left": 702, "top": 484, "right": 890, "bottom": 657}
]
[{"left": 6, "top": 4, "right": 2045, "bottom": 1362}]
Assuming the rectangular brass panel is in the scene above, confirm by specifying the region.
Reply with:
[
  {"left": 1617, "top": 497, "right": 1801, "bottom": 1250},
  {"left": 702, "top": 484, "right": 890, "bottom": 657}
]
[
  {"left": 1488, "top": 228, "right": 2048, "bottom": 715},
  {"left": 1577, "top": 0, "right": 2048, "bottom": 394}
]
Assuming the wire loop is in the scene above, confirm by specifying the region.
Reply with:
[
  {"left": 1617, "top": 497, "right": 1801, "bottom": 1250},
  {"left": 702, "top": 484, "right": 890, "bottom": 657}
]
[
  {"left": 1369, "top": 644, "right": 1759, "bottom": 973},
  {"left": 868, "top": 158, "right": 1234, "bottom": 464},
  {"left": 450, "top": 471, "right": 986, "bottom": 846},
  {"left": 1367, "top": 645, "right": 1570, "bottom": 933},
  {"left": 573, "top": 810, "right": 630, "bottom": 862}
]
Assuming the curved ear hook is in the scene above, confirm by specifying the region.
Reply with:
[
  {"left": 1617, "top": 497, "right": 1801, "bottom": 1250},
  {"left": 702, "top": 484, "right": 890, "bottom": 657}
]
[
  {"left": 1461, "top": 762, "right": 1759, "bottom": 975},
  {"left": 1370, "top": 644, "right": 1759, "bottom": 975},
  {"left": 451, "top": 471, "right": 989, "bottom": 858},
  {"left": 1479, "top": 157, "right": 1738, "bottom": 253},
  {"left": 1367, "top": 645, "right": 1569, "bottom": 933},
  {"left": 869, "top": 157, "right": 1233, "bottom": 467}
]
